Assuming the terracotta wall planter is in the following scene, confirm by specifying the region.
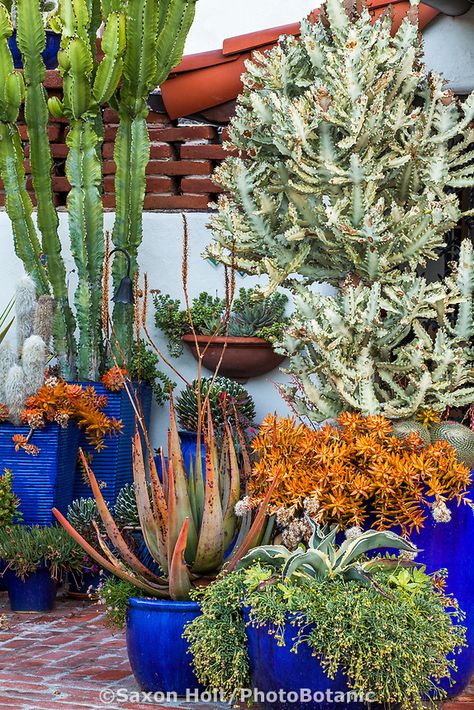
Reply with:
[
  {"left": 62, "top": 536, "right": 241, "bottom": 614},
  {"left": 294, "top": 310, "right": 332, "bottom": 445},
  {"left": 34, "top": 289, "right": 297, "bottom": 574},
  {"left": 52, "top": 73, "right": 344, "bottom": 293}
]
[{"left": 182, "top": 334, "right": 285, "bottom": 382}]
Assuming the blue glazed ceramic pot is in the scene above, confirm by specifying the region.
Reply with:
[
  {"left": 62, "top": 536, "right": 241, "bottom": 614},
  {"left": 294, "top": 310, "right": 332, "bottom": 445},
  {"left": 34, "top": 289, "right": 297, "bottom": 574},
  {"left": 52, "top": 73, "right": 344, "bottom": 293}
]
[
  {"left": 7, "top": 566, "right": 58, "bottom": 612},
  {"left": 243, "top": 607, "right": 367, "bottom": 710},
  {"left": 8, "top": 30, "right": 61, "bottom": 70},
  {"left": 408, "top": 495, "right": 474, "bottom": 697},
  {"left": 126, "top": 598, "right": 202, "bottom": 695},
  {"left": 178, "top": 430, "right": 206, "bottom": 475},
  {"left": 0, "top": 422, "right": 80, "bottom": 526},
  {"left": 73, "top": 382, "right": 152, "bottom": 507}
]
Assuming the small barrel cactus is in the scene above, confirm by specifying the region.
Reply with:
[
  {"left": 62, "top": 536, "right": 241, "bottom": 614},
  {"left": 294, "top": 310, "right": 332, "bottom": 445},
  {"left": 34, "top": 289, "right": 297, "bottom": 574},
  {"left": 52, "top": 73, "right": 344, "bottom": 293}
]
[
  {"left": 430, "top": 422, "right": 474, "bottom": 470},
  {"left": 391, "top": 420, "right": 431, "bottom": 446},
  {"left": 176, "top": 376, "right": 256, "bottom": 433}
]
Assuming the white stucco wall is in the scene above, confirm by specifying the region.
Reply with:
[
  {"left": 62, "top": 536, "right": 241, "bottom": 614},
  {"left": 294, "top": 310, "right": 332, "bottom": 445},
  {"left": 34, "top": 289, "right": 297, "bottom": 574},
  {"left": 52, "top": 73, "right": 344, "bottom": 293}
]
[
  {"left": 0, "top": 211, "right": 292, "bottom": 449},
  {"left": 184, "top": 0, "right": 317, "bottom": 54},
  {"left": 423, "top": 6, "right": 474, "bottom": 93}
]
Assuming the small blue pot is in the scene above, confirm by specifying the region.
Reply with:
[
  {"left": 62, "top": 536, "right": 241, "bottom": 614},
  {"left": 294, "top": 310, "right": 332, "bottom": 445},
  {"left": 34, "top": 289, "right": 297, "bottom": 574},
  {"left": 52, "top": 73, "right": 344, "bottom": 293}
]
[
  {"left": 409, "top": 496, "right": 474, "bottom": 697},
  {"left": 7, "top": 566, "right": 58, "bottom": 612},
  {"left": 126, "top": 597, "right": 202, "bottom": 695},
  {"left": 0, "top": 422, "right": 80, "bottom": 526},
  {"left": 243, "top": 607, "right": 367, "bottom": 710},
  {"left": 73, "top": 382, "right": 152, "bottom": 507},
  {"left": 8, "top": 30, "right": 61, "bottom": 70},
  {"left": 67, "top": 568, "right": 102, "bottom": 598}
]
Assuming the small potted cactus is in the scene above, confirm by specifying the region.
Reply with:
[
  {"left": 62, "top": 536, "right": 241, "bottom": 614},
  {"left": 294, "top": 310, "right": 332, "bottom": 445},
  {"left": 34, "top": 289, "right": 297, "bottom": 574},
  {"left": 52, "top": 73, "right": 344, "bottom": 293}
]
[{"left": 154, "top": 287, "right": 288, "bottom": 381}]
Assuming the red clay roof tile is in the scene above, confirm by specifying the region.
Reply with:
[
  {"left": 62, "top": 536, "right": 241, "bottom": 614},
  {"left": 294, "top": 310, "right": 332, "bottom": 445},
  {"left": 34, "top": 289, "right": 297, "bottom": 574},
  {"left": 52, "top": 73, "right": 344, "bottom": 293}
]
[{"left": 160, "top": 1, "right": 440, "bottom": 120}]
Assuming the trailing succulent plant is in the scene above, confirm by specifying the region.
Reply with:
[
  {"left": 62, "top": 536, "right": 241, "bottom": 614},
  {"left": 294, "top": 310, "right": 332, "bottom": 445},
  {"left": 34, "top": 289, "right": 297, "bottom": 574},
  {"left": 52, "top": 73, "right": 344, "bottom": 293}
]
[
  {"left": 54, "top": 400, "right": 275, "bottom": 600},
  {"left": 0, "top": 276, "right": 51, "bottom": 424},
  {"left": 176, "top": 376, "right": 256, "bottom": 433},
  {"left": 0, "top": 0, "right": 197, "bottom": 380},
  {"left": 207, "top": 0, "right": 474, "bottom": 421}
]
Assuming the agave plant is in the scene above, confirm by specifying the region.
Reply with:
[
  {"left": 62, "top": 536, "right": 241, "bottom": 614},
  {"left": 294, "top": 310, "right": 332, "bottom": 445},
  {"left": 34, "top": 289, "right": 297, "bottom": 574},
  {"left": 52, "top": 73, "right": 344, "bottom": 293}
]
[
  {"left": 236, "top": 520, "right": 419, "bottom": 587},
  {"left": 53, "top": 400, "right": 276, "bottom": 600}
]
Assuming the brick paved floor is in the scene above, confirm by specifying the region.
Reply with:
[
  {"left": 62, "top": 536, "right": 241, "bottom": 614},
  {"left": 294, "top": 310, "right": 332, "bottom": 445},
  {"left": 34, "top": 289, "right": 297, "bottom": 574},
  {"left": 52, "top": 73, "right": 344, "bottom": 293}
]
[{"left": 0, "top": 589, "right": 472, "bottom": 710}]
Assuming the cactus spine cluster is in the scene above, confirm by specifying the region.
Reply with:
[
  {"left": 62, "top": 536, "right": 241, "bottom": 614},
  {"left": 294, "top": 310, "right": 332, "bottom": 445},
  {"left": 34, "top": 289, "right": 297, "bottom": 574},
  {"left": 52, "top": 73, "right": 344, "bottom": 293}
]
[
  {"left": 0, "top": 0, "right": 196, "bottom": 380},
  {"left": 0, "top": 276, "right": 51, "bottom": 424},
  {"left": 207, "top": 0, "right": 474, "bottom": 421}
]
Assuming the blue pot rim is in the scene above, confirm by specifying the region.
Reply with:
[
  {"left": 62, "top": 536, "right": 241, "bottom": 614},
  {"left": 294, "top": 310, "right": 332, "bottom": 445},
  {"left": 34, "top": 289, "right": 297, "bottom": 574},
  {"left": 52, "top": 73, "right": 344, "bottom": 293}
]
[{"left": 128, "top": 597, "right": 200, "bottom": 613}]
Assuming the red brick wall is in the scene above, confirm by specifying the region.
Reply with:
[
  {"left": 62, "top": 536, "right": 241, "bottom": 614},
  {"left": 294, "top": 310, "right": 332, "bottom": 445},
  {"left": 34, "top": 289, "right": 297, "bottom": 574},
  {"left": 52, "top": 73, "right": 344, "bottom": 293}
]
[{"left": 0, "top": 71, "right": 229, "bottom": 211}]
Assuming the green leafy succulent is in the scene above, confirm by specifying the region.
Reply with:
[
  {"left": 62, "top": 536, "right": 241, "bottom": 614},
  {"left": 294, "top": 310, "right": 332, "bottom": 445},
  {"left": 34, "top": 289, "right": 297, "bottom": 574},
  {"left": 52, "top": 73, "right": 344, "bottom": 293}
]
[{"left": 236, "top": 520, "right": 418, "bottom": 587}]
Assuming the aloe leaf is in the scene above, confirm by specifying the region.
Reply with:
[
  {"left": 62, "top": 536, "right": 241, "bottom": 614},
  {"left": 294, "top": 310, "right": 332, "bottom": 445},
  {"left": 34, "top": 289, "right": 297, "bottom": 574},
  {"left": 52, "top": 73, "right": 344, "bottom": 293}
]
[
  {"left": 80, "top": 450, "right": 163, "bottom": 583},
  {"left": 169, "top": 517, "right": 192, "bottom": 600},
  {"left": 168, "top": 396, "right": 198, "bottom": 559},
  {"left": 222, "top": 423, "right": 240, "bottom": 550},
  {"left": 192, "top": 429, "right": 225, "bottom": 574},
  {"left": 132, "top": 431, "right": 168, "bottom": 572},
  {"left": 52, "top": 508, "right": 167, "bottom": 597}
]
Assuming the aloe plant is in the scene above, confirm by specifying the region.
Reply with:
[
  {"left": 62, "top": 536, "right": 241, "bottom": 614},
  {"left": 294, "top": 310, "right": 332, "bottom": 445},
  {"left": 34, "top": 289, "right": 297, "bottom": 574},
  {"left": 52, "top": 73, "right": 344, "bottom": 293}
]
[
  {"left": 0, "top": 0, "right": 196, "bottom": 380},
  {"left": 236, "top": 520, "right": 419, "bottom": 587},
  {"left": 53, "top": 401, "right": 276, "bottom": 600}
]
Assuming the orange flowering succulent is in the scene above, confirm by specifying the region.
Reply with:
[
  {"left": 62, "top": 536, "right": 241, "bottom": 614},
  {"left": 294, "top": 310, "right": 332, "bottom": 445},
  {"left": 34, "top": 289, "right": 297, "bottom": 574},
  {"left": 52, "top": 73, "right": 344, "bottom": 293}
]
[
  {"left": 21, "top": 377, "right": 123, "bottom": 452},
  {"left": 249, "top": 412, "right": 472, "bottom": 535},
  {"left": 101, "top": 367, "right": 127, "bottom": 392}
]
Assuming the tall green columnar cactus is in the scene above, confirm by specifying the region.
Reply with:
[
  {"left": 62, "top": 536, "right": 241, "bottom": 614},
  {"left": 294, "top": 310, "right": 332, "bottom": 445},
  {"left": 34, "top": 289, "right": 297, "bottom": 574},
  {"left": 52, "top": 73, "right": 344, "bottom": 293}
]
[
  {"left": 112, "top": 0, "right": 197, "bottom": 356},
  {"left": 0, "top": 0, "right": 196, "bottom": 380},
  {"left": 0, "top": 5, "right": 49, "bottom": 294},
  {"left": 15, "top": 0, "right": 77, "bottom": 376},
  {"left": 48, "top": 0, "right": 125, "bottom": 379},
  {"left": 207, "top": 0, "right": 474, "bottom": 420}
]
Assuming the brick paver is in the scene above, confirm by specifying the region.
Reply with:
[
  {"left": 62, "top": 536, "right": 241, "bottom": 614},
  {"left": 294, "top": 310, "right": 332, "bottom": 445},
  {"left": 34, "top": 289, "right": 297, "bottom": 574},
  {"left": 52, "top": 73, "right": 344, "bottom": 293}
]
[{"left": 0, "top": 590, "right": 472, "bottom": 710}]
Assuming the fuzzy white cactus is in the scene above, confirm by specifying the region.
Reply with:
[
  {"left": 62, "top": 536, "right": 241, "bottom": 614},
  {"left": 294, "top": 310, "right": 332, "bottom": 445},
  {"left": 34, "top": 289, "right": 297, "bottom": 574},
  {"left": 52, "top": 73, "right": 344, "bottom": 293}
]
[
  {"left": 0, "top": 343, "right": 16, "bottom": 403},
  {"left": 22, "top": 335, "right": 46, "bottom": 398},
  {"left": 34, "top": 295, "right": 55, "bottom": 348},
  {"left": 15, "top": 275, "right": 37, "bottom": 354},
  {"left": 4, "top": 365, "right": 27, "bottom": 426}
]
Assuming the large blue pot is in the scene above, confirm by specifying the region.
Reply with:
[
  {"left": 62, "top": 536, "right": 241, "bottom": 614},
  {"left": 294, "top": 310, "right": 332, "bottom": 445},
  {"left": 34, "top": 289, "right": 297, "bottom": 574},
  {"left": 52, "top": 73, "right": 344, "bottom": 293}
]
[
  {"left": 0, "top": 422, "right": 80, "bottom": 526},
  {"left": 73, "top": 382, "right": 152, "bottom": 507},
  {"left": 126, "top": 598, "right": 202, "bottom": 695},
  {"left": 7, "top": 566, "right": 58, "bottom": 612},
  {"left": 243, "top": 607, "right": 368, "bottom": 710},
  {"left": 8, "top": 30, "right": 61, "bottom": 70},
  {"left": 409, "top": 497, "right": 474, "bottom": 697}
]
